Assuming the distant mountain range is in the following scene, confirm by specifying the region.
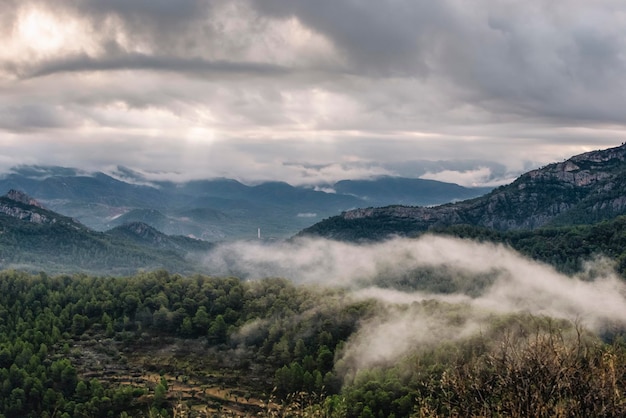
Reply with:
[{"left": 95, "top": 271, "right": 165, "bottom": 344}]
[
  {"left": 0, "top": 166, "right": 491, "bottom": 240},
  {"left": 302, "top": 143, "right": 626, "bottom": 241},
  {"left": 6, "top": 143, "right": 626, "bottom": 275},
  {"left": 0, "top": 190, "right": 213, "bottom": 275}
]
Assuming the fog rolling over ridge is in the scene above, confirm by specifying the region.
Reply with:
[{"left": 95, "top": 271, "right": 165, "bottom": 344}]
[{"left": 204, "top": 235, "right": 626, "bottom": 374}]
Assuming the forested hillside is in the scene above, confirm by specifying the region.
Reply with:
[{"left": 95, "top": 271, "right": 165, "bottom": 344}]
[
  {"left": 431, "top": 215, "right": 626, "bottom": 276},
  {"left": 1, "top": 269, "right": 626, "bottom": 417},
  {"left": 0, "top": 191, "right": 213, "bottom": 275}
]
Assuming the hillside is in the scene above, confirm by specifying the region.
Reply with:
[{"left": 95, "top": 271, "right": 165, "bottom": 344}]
[
  {"left": 0, "top": 191, "right": 212, "bottom": 275},
  {"left": 302, "top": 143, "right": 626, "bottom": 240},
  {"left": 428, "top": 216, "right": 626, "bottom": 277}
]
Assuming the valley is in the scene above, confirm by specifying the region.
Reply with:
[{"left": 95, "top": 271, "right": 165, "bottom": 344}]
[
  {"left": 3, "top": 1, "right": 625, "bottom": 416},
  {"left": 2, "top": 145, "right": 626, "bottom": 417}
]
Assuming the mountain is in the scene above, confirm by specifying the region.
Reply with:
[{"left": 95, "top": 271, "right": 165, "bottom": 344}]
[
  {"left": 1, "top": 166, "right": 165, "bottom": 206},
  {"left": 0, "top": 166, "right": 489, "bottom": 240},
  {"left": 333, "top": 177, "right": 492, "bottom": 207},
  {"left": 110, "top": 208, "right": 172, "bottom": 231},
  {"left": 302, "top": 143, "right": 626, "bottom": 241},
  {"left": 106, "top": 221, "right": 214, "bottom": 253},
  {"left": 0, "top": 191, "right": 211, "bottom": 275}
]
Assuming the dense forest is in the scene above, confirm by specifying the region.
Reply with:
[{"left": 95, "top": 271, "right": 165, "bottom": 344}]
[
  {"left": 432, "top": 215, "right": 626, "bottom": 276},
  {"left": 303, "top": 214, "right": 626, "bottom": 278},
  {"left": 0, "top": 270, "right": 370, "bottom": 417},
  {"left": 1, "top": 268, "right": 626, "bottom": 417}
]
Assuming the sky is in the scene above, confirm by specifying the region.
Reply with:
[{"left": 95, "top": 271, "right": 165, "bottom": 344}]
[{"left": 1, "top": 0, "right": 625, "bottom": 187}]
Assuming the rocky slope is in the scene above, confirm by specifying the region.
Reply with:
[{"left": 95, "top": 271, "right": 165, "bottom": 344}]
[
  {"left": 0, "top": 189, "right": 84, "bottom": 228},
  {"left": 302, "top": 143, "right": 626, "bottom": 240}
]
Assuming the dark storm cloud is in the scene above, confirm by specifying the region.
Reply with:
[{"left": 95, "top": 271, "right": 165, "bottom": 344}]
[
  {"left": 78, "top": 0, "right": 208, "bottom": 20},
  {"left": 0, "top": 104, "right": 77, "bottom": 132},
  {"left": 23, "top": 53, "right": 290, "bottom": 79},
  {"left": 9, "top": 0, "right": 626, "bottom": 126},
  {"left": 67, "top": 0, "right": 213, "bottom": 35},
  {"left": 72, "top": 0, "right": 216, "bottom": 53},
  {"left": 250, "top": 0, "right": 445, "bottom": 77},
  {"left": 249, "top": 0, "right": 626, "bottom": 125}
]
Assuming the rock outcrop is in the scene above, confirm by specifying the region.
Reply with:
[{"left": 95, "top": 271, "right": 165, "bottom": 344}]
[{"left": 0, "top": 189, "right": 82, "bottom": 228}]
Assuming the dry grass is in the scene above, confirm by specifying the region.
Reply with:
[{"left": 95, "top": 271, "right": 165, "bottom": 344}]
[{"left": 417, "top": 323, "right": 626, "bottom": 417}]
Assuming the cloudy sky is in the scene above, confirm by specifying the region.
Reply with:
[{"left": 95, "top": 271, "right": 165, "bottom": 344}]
[{"left": 1, "top": 0, "right": 625, "bottom": 186}]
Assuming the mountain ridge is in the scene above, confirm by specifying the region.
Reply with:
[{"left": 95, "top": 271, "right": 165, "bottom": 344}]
[
  {"left": 0, "top": 167, "right": 490, "bottom": 240},
  {"left": 301, "top": 143, "right": 626, "bottom": 240}
]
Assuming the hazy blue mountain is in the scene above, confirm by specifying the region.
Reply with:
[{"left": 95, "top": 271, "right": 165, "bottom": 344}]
[
  {"left": 106, "top": 221, "right": 214, "bottom": 253},
  {"left": 302, "top": 143, "right": 626, "bottom": 241},
  {"left": 333, "top": 177, "right": 492, "bottom": 207},
  {"left": 0, "top": 166, "right": 491, "bottom": 240},
  {"left": 108, "top": 207, "right": 232, "bottom": 240},
  {"left": 110, "top": 208, "right": 171, "bottom": 229},
  {"left": 0, "top": 167, "right": 165, "bottom": 206},
  {"left": 166, "top": 178, "right": 251, "bottom": 198}
]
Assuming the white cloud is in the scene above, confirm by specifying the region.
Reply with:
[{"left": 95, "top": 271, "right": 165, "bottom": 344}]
[
  {"left": 420, "top": 166, "right": 516, "bottom": 187},
  {"left": 296, "top": 212, "right": 317, "bottom": 218},
  {"left": 202, "top": 235, "right": 626, "bottom": 373}
]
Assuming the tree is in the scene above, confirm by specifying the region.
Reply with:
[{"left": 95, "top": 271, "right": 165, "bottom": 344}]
[
  {"left": 180, "top": 316, "right": 193, "bottom": 337},
  {"left": 71, "top": 314, "right": 88, "bottom": 335},
  {"left": 7, "top": 387, "right": 26, "bottom": 416},
  {"left": 317, "top": 346, "right": 334, "bottom": 373},
  {"left": 294, "top": 338, "right": 307, "bottom": 361},
  {"left": 152, "top": 307, "right": 170, "bottom": 331},
  {"left": 209, "top": 315, "right": 227, "bottom": 344},
  {"left": 192, "top": 306, "right": 210, "bottom": 332},
  {"left": 75, "top": 381, "right": 90, "bottom": 403},
  {"left": 153, "top": 383, "right": 167, "bottom": 408}
]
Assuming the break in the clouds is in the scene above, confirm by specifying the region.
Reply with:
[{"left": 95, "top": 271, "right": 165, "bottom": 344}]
[{"left": 1, "top": 0, "right": 625, "bottom": 185}]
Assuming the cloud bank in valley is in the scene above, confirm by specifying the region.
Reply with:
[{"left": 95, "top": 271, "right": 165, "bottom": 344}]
[{"left": 204, "top": 235, "right": 626, "bottom": 371}]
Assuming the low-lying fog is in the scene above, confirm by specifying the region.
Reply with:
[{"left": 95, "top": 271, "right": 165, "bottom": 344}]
[{"left": 202, "top": 235, "right": 626, "bottom": 373}]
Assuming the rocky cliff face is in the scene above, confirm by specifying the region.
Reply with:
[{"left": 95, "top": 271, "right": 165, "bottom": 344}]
[
  {"left": 0, "top": 190, "right": 82, "bottom": 228},
  {"left": 303, "top": 143, "right": 626, "bottom": 239},
  {"left": 6, "top": 189, "right": 45, "bottom": 208}
]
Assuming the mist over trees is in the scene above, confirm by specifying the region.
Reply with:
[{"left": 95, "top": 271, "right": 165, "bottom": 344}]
[{"left": 2, "top": 238, "right": 626, "bottom": 418}]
